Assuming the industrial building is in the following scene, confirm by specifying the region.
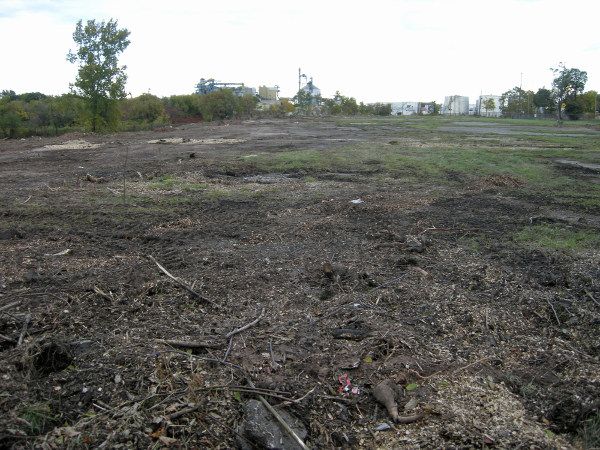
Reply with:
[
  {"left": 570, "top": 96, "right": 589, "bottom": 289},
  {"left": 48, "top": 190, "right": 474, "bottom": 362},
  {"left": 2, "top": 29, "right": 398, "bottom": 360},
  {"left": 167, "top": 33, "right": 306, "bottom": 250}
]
[
  {"left": 442, "top": 95, "right": 469, "bottom": 115},
  {"left": 475, "top": 95, "right": 502, "bottom": 117},
  {"left": 390, "top": 102, "right": 436, "bottom": 115},
  {"left": 195, "top": 78, "right": 255, "bottom": 97}
]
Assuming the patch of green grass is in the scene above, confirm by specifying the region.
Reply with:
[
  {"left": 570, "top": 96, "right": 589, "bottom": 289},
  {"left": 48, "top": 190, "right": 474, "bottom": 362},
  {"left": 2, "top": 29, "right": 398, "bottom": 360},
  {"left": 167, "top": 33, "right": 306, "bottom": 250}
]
[
  {"left": 516, "top": 224, "right": 600, "bottom": 252},
  {"left": 579, "top": 413, "right": 600, "bottom": 450},
  {"left": 19, "top": 403, "right": 57, "bottom": 434}
]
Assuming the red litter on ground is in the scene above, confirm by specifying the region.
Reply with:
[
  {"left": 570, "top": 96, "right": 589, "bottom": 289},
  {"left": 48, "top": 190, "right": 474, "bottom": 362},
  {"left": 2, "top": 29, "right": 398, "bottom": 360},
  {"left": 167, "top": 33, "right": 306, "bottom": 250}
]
[{"left": 338, "top": 374, "right": 360, "bottom": 395}]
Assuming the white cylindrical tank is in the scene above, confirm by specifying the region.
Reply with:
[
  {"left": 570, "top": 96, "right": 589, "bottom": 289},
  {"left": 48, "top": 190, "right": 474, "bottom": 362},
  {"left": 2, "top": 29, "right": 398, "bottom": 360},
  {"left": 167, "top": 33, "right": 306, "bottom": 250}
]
[{"left": 443, "top": 95, "right": 469, "bottom": 115}]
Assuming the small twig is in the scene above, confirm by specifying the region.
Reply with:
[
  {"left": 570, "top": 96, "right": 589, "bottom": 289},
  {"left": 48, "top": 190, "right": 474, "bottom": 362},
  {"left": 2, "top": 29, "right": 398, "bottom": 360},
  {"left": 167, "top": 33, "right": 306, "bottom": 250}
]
[
  {"left": 168, "top": 403, "right": 201, "bottom": 421},
  {"left": 225, "top": 308, "right": 266, "bottom": 338},
  {"left": 247, "top": 378, "right": 310, "bottom": 450},
  {"left": 0, "top": 333, "right": 17, "bottom": 344},
  {"left": 419, "top": 226, "right": 482, "bottom": 236},
  {"left": 0, "top": 300, "right": 21, "bottom": 312},
  {"left": 222, "top": 336, "right": 234, "bottom": 363},
  {"left": 22, "top": 195, "right": 31, "bottom": 204},
  {"left": 546, "top": 298, "right": 561, "bottom": 326},
  {"left": 281, "top": 386, "right": 316, "bottom": 405},
  {"left": 149, "top": 255, "right": 216, "bottom": 306},
  {"left": 269, "top": 340, "right": 281, "bottom": 370},
  {"left": 146, "top": 350, "right": 245, "bottom": 372},
  {"left": 157, "top": 339, "right": 223, "bottom": 350},
  {"left": 452, "top": 356, "right": 492, "bottom": 375},
  {"left": 17, "top": 313, "right": 31, "bottom": 346},
  {"left": 586, "top": 291, "right": 600, "bottom": 307},
  {"left": 93, "top": 286, "right": 113, "bottom": 302}
]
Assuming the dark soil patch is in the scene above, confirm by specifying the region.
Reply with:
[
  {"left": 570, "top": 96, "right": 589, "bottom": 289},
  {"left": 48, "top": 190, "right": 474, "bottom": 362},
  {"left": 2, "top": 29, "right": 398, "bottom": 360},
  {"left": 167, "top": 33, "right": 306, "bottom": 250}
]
[{"left": 1, "top": 119, "right": 598, "bottom": 448}]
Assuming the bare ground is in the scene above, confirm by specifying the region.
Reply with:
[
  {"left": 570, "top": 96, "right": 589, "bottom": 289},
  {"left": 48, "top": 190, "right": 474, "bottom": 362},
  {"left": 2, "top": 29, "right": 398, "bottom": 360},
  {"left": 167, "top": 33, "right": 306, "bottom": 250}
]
[{"left": 1, "top": 118, "right": 599, "bottom": 448}]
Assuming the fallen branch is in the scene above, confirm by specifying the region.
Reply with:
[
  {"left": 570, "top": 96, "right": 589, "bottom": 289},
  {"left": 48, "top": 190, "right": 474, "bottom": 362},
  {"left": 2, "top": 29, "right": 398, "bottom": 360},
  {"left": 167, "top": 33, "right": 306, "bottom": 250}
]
[
  {"left": 93, "top": 286, "right": 112, "bottom": 302},
  {"left": 17, "top": 313, "right": 31, "bottom": 346},
  {"left": 546, "top": 298, "right": 561, "bottom": 326},
  {"left": 419, "top": 226, "right": 482, "bottom": 236},
  {"left": 0, "top": 333, "right": 17, "bottom": 344},
  {"left": 156, "top": 339, "right": 223, "bottom": 350},
  {"left": 146, "top": 350, "right": 244, "bottom": 372},
  {"left": 167, "top": 403, "right": 201, "bottom": 421},
  {"left": 586, "top": 291, "right": 600, "bottom": 307},
  {"left": 222, "top": 336, "right": 234, "bottom": 363},
  {"left": 225, "top": 308, "right": 266, "bottom": 338},
  {"left": 247, "top": 377, "right": 309, "bottom": 450},
  {"left": 452, "top": 356, "right": 493, "bottom": 375},
  {"left": 0, "top": 300, "right": 21, "bottom": 312},
  {"left": 149, "top": 255, "right": 216, "bottom": 306}
]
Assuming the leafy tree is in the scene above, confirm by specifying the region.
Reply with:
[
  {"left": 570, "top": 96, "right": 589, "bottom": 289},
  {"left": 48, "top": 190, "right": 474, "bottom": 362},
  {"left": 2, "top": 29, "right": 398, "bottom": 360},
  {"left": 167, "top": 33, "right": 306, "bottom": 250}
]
[
  {"left": 532, "top": 87, "right": 555, "bottom": 114},
  {"left": 482, "top": 98, "right": 496, "bottom": 116},
  {"left": 67, "top": 19, "right": 131, "bottom": 131},
  {"left": 500, "top": 87, "right": 533, "bottom": 117},
  {"left": 121, "top": 93, "right": 166, "bottom": 123},
  {"left": 551, "top": 63, "right": 587, "bottom": 120},
  {"left": 200, "top": 89, "right": 237, "bottom": 121},
  {"left": 0, "top": 100, "right": 28, "bottom": 138},
  {"left": 581, "top": 90, "right": 598, "bottom": 115},
  {"left": 237, "top": 94, "right": 258, "bottom": 118}
]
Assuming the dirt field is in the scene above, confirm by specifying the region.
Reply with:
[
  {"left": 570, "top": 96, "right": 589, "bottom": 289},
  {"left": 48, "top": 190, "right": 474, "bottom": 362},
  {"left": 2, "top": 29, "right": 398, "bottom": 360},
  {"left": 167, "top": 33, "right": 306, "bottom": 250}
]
[{"left": 1, "top": 118, "right": 599, "bottom": 448}]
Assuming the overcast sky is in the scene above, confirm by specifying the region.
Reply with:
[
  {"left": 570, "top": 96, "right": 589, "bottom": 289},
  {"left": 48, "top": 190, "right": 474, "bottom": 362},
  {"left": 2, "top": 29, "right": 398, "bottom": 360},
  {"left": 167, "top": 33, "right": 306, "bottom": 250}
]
[{"left": 1, "top": 0, "right": 598, "bottom": 104}]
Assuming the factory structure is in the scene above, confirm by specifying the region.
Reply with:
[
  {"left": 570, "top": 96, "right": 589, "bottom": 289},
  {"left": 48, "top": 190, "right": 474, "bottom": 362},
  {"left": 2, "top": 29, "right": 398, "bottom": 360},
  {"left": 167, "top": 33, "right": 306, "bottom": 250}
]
[
  {"left": 195, "top": 76, "right": 504, "bottom": 117},
  {"left": 195, "top": 78, "right": 279, "bottom": 102}
]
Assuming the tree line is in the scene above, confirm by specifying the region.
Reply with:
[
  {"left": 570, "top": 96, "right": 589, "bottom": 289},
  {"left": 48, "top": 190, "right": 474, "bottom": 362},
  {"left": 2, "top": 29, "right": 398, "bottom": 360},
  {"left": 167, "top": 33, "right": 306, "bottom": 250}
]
[{"left": 1, "top": 19, "right": 596, "bottom": 139}]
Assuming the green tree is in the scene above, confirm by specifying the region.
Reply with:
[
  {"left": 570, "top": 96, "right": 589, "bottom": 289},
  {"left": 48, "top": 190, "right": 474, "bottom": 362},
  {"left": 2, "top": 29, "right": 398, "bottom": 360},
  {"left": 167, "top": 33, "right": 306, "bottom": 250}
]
[
  {"left": 532, "top": 87, "right": 555, "bottom": 115},
  {"left": 500, "top": 87, "right": 526, "bottom": 117},
  {"left": 67, "top": 19, "right": 131, "bottom": 131},
  {"left": 121, "top": 93, "right": 166, "bottom": 123},
  {"left": 482, "top": 97, "right": 496, "bottom": 116},
  {"left": 551, "top": 63, "right": 587, "bottom": 121},
  {"left": 581, "top": 90, "right": 598, "bottom": 116},
  {"left": 237, "top": 94, "right": 258, "bottom": 118}
]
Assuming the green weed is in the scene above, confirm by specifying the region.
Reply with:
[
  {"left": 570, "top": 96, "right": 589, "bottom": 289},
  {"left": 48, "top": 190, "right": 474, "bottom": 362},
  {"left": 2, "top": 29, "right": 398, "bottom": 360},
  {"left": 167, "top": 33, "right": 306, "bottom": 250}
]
[
  {"left": 516, "top": 224, "right": 600, "bottom": 252},
  {"left": 18, "top": 403, "right": 57, "bottom": 434}
]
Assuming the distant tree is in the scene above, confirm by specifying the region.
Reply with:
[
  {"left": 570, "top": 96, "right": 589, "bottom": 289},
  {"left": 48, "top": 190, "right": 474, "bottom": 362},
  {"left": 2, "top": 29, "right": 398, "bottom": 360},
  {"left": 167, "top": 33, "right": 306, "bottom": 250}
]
[
  {"left": 482, "top": 98, "right": 496, "bottom": 116},
  {"left": 581, "top": 90, "right": 598, "bottom": 115},
  {"left": 67, "top": 19, "right": 131, "bottom": 131},
  {"left": 340, "top": 96, "right": 358, "bottom": 115},
  {"left": 237, "top": 94, "right": 258, "bottom": 118},
  {"left": 551, "top": 62, "right": 587, "bottom": 120},
  {"left": 532, "top": 87, "right": 555, "bottom": 114},
  {"left": 500, "top": 87, "right": 526, "bottom": 117},
  {"left": 200, "top": 90, "right": 237, "bottom": 121},
  {"left": 0, "top": 99, "right": 28, "bottom": 138},
  {"left": 121, "top": 93, "right": 166, "bottom": 123}
]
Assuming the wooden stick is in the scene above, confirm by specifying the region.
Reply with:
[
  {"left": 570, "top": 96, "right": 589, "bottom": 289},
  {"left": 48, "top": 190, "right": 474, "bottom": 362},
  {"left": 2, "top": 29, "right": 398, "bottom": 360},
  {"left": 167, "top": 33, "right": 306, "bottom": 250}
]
[
  {"left": 225, "top": 308, "right": 265, "bottom": 338},
  {"left": 586, "top": 291, "right": 600, "bottom": 307},
  {"left": 247, "top": 378, "right": 309, "bottom": 450},
  {"left": 419, "top": 226, "right": 482, "bottom": 236},
  {"left": 149, "top": 255, "right": 216, "bottom": 306},
  {"left": 93, "top": 286, "right": 112, "bottom": 302},
  {"left": 156, "top": 339, "right": 223, "bottom": 349},
  {"left": 546, "top": 298, "right": 561, "bottom": 326},
  {"left": 222, "top": 336, "right": 234, "bottom": 363},
  {"left": 452, "top": 356, "right": 492, "bottom": 375},
  {"left": 0, "top": 300, "right": 21, "bottom": 312},
  {"left": 17, "top": 313, "right": 31, "bottom": 346},
  {"left": 0, "top": 333, "right": 17, "bottom": 344}
]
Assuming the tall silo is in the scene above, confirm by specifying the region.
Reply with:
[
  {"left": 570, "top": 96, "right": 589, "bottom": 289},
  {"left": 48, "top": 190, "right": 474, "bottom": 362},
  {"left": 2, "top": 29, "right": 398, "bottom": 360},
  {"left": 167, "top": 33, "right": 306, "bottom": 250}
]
[{"left": 443, "top": 95, "right": 469, "bottom": 115}]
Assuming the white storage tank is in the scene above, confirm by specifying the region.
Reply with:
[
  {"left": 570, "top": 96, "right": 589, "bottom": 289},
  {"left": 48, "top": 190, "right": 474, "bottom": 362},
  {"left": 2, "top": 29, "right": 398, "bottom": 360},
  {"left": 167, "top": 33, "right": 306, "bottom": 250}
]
[{"left": 443, "top": 95, "right": 469, "bottom": 115}]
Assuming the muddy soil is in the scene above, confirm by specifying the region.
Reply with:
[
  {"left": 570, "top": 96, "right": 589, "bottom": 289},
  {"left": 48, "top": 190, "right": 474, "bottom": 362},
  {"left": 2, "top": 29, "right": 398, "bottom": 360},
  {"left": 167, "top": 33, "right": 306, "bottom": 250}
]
[{"left": 1, "top": 118, "right": 599, "bottom": 448}]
